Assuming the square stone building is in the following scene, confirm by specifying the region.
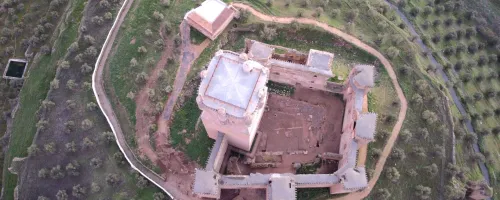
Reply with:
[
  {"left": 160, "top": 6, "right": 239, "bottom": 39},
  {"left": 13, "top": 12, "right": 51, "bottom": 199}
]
[{"left": 184, "top": 0, "right": 237, "bottom": 40}]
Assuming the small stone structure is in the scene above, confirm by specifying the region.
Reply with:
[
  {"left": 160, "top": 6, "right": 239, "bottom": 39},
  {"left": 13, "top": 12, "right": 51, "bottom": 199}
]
[
  {"left": 192, "top": 40, "right": 378, "bottom": 199},
  {"left": 184, "top": 0, "right": 237, "bottom": 40},
  {"left": 3, "top": 59, "right": 28, "bottom": 80},
  {"left": 246, "top": 40, "right": 335, "bottom": 91}
]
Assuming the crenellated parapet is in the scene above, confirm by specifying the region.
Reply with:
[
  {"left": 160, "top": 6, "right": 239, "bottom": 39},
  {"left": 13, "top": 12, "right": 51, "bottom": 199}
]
[{"left": 197, "top": 49, "right": 269, "bottom": 151}]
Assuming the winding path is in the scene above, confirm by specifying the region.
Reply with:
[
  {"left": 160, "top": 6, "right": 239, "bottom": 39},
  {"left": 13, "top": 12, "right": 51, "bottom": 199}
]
[
  {"left": 384, "top": 1, "right": 491, "bottom": 187},
  {"left": 231, "top": 3, "right": 408, "bottom": 199},
  {"left": 92, "top": 0, "right": 197, "bottom": 199}
]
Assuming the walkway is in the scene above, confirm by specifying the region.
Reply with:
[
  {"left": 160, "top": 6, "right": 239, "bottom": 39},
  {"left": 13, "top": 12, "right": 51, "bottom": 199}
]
[
  {"left": 230, "top": 3, "right": 408, "bottom": 199},
  {"left": 384, "top": 1, "right": 491, "bottom": 187},
  {"left": 156, "top": 21, "right": 209, "bottom": 144}
]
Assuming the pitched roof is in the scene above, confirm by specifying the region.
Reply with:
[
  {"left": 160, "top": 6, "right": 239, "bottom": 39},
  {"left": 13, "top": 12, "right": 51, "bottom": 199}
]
[
  {"left": 353, "top": 65, "right": 375, "bottom": 87},
  {"left": 306, "top": 49, "right": 334, "bottom": 76},
  {"left": 195, "top": 0, "right": 226, "bottom": 23},
  {"left": 355, "top": 113, "right": 377, "bottom": 140},
  {"left": 198, "top": 51, "right": 269, "bottom": 118},
  {"left": 184, "top": 0, "right": 235, "bottom": 39}
]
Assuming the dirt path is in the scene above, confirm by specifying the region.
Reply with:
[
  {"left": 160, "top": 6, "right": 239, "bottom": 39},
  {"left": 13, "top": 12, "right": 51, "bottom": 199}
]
[
  {"left": 156, "top": 22, "right": 209, "bottom": 148},
  {"left": 231, "top": 3, "right": 408, "bottom": 199},
  {"left": 134, "top": 27, "right": 174, "bottom": 163},
  {"left": 151, "top": 22, "right": 209, "bottom": 198},
  {"left": 92, "top": 0, "right": 202, "bottom": 199}
]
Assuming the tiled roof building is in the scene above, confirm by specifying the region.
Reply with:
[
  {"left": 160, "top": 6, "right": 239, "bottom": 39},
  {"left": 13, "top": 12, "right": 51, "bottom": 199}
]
[{"left": 184, "top": 0, "right": 236, "bottom": 40}]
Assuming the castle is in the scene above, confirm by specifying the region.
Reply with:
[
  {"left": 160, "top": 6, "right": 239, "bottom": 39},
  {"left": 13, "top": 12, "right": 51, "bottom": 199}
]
[{"left": 192, "top": 40, "right": 377, "bottom": 199}]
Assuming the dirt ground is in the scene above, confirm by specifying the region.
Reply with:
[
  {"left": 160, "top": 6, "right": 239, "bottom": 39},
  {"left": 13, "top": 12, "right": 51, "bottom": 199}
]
[{"left": 248, "top": 86, "right": 345, "bottom": 174}]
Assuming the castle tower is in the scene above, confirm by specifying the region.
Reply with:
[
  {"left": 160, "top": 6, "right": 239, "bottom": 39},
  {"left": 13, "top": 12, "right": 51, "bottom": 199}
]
[{"left": 197, "top": 50, "right": 269, "bottom": 151}]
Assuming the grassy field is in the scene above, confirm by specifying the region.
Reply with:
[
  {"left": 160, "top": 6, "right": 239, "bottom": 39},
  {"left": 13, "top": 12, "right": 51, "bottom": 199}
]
[
  {"left": 106, "top": 0, "right": 201, "bottom": 154},
  {"left": 169, "top": 94, "right": 213, "bottom": 166},
  {"left": 1, "top": 0, "right": 86, "bottom": 198}
]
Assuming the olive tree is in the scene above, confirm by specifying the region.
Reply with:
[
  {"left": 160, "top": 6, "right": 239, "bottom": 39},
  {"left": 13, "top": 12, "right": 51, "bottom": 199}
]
[
  {"left": 66, "top": 161, "right": 80, "bottom": 176},
  {"left": 106, "top": 173, "right": 121, "bottom": 186},
  {"left": 385, "top": 167, "right": 400, "bottom": 182},
  {"left": 90, "top": 158, "right": 103, "bottom": 169},
  {"left": 44, "top": 142, "right": 56, "bottom": 154},
  {"left": 50, "top": 165, "right": 65, "bottom": 179},
  {"left": 65, "top": 141, "right": 77, "bottom": 153},
  {"left": 81, "top": 119, "right": 94, "bottom": 130},
  {"left": 423, "top": 163, "right": 438, "bottom": 177},
  {"left": 38, "top": 168, "right": 49, "bottom": 178},
  {"left": 415, "top": 185, "right": 432, "bottom": 199},
  {"left": 91, "top": 182, "right": 101, "bottom": 193},
  {"left": 56, "top": 190, "right": 68, "bottom": 200},
  {"left": 72, "top": 184, "right": 87, "bottom": 198},
  {"left": 422, "top": 110, "right": 438, "bottom": 124},
  {"left": 82, "top": 137, "right": 95, "bottom": 149}
]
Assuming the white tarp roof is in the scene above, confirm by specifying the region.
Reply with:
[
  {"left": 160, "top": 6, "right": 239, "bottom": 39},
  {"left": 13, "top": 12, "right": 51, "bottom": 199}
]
[{"left": 195, "top": 0, "right": 227, "bottom": 23}]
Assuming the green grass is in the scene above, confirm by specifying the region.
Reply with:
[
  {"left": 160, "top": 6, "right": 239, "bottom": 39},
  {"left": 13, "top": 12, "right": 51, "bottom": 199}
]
[
  {"left": 105, "top": 0, "right": 201, "bottom": 160},
  {"left": 169, "top": 94, "right": 213, "bottom": 166},
  {"left": 187, "top": 36, "right": 221, "bottom": 80},
  {"left": 1, "top": 0, "right": 85, "bottom": 199},
  {"left": 190, "top": 28, "right": 207, "bottom": 45},
  {"left": 108, "top": 0, "right": 198, "bottom": 125},
  {"left": 267, "top": 81, "right": 295, "bottom": 96}
]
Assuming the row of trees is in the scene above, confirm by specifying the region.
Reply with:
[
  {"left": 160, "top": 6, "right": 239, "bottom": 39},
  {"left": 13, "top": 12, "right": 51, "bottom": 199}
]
[{"left": 27, "top": 131, "right": 114, "bottom": 157}]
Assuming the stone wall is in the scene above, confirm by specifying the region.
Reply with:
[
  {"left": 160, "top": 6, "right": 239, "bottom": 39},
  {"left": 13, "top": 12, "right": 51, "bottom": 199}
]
[
  {"left": 269, "top": 65, "right": 329, "bottom": 91},
  {"left": 325, "top": 81, "right": 345, "bottom": 93}
]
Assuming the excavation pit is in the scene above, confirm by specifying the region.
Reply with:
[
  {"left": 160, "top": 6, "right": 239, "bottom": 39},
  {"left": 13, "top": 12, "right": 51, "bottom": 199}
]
[
  {"left": 247, "top": 86, "right": 345, "bottom": 174},
  {"left": 3, "top": 59, "right": 28, "bottom": 80}
]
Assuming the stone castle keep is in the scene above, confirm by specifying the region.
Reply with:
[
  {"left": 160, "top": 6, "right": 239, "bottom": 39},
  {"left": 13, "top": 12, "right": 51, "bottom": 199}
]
[{"left": 193, "top": 40, "right": 377, "bottom": 199}]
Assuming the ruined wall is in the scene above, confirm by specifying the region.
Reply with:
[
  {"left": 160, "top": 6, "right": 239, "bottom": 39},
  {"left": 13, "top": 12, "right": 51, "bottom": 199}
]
[
  {"left": 269, "top": 65, "right": 329, "bottom": 91},
  {"left": 338, "top": 87, "right": 356, "bottom": 168},
  {"left": 325, "top": 81, "right": 345, "bottom": 93}
]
